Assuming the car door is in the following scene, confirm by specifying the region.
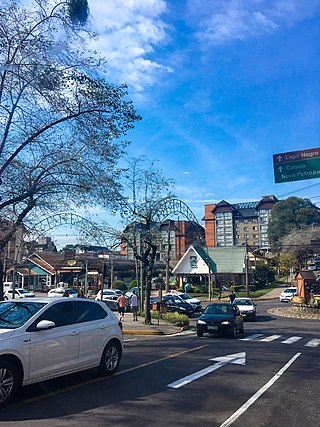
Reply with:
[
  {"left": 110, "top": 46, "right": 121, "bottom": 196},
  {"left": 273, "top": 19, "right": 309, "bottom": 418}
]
[
  {"left": 27, "top": 301, "right": 80, "bottom": 381},
  {"left": 74, "top": 301, "right": 110, "bottom": 368}
]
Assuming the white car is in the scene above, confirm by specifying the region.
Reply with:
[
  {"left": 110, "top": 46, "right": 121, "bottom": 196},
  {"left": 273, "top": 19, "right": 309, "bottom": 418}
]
[
  {"left": 234, "top": 297, "right": 257, "bottom": 321},
  {"left": 165, "top": 292, "right": 202, "bottom": 312},
  {"left": 48, "top": 288, "right": 78, "bottom": 298},
  {"left": 4, "top": 288, "right": 35, "bottom": 300},
  {"left": 279, "top": 287, "right": 298, "bottom": 302},
  {"left": 95, "top": 289, "right": 122, "bottom": 301},
  {"left": 0, "top": 298, "right": 123, "bottom": 407}
]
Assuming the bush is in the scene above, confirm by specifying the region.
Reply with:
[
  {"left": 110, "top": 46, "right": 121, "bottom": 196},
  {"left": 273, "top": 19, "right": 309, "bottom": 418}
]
[
  {"left": 113, "top": 280, "right": 127, "bottom": 291},
  {"left": 193, "top": 286, "right": 206, "bottom": 293},
  {"left": 128, "top": 280, "right": 137, "bottom": 290},
  {"left": 161, "top": 312, "right": 189, "bottom": 326}
]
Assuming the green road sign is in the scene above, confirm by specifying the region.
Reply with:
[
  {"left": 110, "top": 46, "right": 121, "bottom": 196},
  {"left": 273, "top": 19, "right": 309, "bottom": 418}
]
[{"left": 274, "top": 158, "right": 320, "bottom": 183}]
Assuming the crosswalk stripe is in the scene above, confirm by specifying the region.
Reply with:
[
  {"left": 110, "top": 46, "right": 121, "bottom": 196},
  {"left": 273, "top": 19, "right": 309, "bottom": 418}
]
[
  {"left": 305, "top": 338, "right": 320, "bottom": 348},
  {"left": 239, "top": 334, "right": 265, "bottom": 341},
  {"left": 281, "top": 336, "right": 303, "bottom": 344},
  {"left": 259, "top": 335, "right": 282, "bottom": 342}
]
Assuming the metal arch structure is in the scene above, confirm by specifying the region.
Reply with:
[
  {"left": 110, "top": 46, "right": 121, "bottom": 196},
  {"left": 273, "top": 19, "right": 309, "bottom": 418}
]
[
  {"left": 154, "top": 198, "right": 200, "bottom": 225},
  {"left": 25, "top": 213, "right": 114, "bottom": 247}
]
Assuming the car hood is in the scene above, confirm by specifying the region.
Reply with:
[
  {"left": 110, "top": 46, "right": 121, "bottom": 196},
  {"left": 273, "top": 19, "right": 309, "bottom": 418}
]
[
  {"left": 187, "top": 298, "right": 201, "bottom": 304},
  {"left": 199, "top": 313, "right": 235, "bottom": 322}
]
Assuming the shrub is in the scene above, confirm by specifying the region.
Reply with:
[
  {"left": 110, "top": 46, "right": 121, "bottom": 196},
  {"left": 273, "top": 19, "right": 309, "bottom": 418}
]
[
  {"left": 161, "top": 312, "right": 189, "bottom": 326},
  {"left": 193, "top": 286, "right": 205, "bottom": 293},
  {"left": 113, "top": 280, "right": 127, "bottom": 291},
  {"left": 128, "top": 280, "right": 137, "bottom": 290}
]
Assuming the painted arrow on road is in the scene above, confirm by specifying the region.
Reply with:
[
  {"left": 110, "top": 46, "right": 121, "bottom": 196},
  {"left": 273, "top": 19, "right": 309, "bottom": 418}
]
[{"left": 167, "top": 352, "right": 246, "bottom": 389}]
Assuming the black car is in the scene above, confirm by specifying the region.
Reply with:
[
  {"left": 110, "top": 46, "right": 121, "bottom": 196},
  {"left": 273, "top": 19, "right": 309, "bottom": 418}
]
[
  {"left": 151, "top": 295, "right": 194, "bottom": 317},
  {"left": 196, "top": 302, "right": 244, "bottom": 338}
]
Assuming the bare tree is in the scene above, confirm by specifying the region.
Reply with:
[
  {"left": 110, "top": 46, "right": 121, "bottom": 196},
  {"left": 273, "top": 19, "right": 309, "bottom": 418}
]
[
  {"left": 118, "top": 157, "right": 175, "bottom": 324},
  {"left": 0, "top": 0, "right": 140, "bottom": 297}
]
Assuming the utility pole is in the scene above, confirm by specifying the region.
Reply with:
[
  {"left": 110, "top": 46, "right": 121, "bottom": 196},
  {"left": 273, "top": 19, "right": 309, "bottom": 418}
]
[
  {"left": 165, "top": 221, "right": 171, "bottom": 293},
  {"left": 245, "top": 239, "right": 250, "bottom": 297}
]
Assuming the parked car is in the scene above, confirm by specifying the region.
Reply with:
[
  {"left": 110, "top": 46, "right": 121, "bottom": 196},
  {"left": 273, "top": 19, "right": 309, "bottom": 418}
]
[
  {"left": 4, "top": 288, "right": 35, "bottom": 300},
  {"left": 101, "top": 299, "right": 118, "bottom": 311},
  {"left": 151, "top": 295, "right": 194, "bottom": 317},
  {"left": 234, "top": 297, "right": 256, "bottom": 321},
  {"left": 165, "top": 292, "right": 202, "bottom": 313},
  {"left": 95, "top": 289, "right": 122, "bottom": 301},
  {"left": 48, "top": 288, "right": 78, "bottom": 298},
  {"left": 0, "top": 298, "right": 123, "bottom": 407},
  {"left": 279, "top": 287, "right": 298, "bottom": 302},
  {"left": 196, "top": 302, "right": 244, "bottom": 338}
]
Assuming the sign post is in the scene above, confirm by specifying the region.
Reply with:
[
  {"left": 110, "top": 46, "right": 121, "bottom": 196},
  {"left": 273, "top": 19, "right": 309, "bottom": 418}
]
[{"left": 273, "top": 148, "right": 320, "bottom": 183}]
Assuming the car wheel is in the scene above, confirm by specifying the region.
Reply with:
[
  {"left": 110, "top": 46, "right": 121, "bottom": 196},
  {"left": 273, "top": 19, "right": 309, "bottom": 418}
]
[
  {"left": 0, "top": 360, "right": 20, "bottom": 408},
  {"left": 98, "top": 341, "right": 122, "bottom": 376},
  {"left": 197, "top": 330, "right": 203, "bottom": 337}
]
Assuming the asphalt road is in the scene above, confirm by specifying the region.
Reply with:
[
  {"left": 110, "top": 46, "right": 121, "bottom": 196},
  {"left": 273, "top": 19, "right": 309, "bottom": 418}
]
[{"left": 1, "top": 300, "right": 319, "bottom": 426}]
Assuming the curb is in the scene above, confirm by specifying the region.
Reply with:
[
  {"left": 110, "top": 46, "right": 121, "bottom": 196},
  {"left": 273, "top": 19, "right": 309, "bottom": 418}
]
[{"left": 122, "top": 325, "right": 189, "bottom": 336}]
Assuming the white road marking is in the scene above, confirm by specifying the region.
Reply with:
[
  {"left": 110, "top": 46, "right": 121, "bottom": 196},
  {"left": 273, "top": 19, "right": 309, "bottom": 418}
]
[
  {"left": 281, "top": 336, "right": 303, "bottom": 344},
  {"left": 219, "top": 352, "right": 302, "bottom": 427},
  {"left": 167, "top": 353, "right": 246, "bottom": 389},
  {"left": 259, "top": 335, "right": 282, "bottom": 342},
  {"left": 239, "top": 334, "right": 265, "bottom": 341},
  {"left": 305, "top": 338, "right": 320, "bottom": 348}
]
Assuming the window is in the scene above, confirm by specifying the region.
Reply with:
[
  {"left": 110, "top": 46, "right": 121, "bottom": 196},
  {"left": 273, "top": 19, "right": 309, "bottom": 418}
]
[
  {"left": 74, "top": 301, "right": 108, "bottom": 323},
  {"left": 244, "top": 227, "right": 248, "bottom": 231},
  {"left": 33, "top": 301, "right": 78, "bottom": 328}
]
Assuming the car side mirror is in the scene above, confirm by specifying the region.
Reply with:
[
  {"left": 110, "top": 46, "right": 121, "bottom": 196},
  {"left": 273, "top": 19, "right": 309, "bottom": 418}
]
[{"left": 36, "top": 320, "right": 55, "bottom": 330}]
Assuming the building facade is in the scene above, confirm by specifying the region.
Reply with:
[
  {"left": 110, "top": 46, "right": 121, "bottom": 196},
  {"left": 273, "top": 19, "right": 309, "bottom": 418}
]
[{"left": 204, "top": 195, "right": 278, "bottom": 250}]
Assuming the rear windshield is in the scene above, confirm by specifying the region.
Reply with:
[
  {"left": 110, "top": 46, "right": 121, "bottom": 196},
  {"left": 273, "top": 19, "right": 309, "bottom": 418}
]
[{"left": 0, "top": 301, "right": 46, "bottom": 329}]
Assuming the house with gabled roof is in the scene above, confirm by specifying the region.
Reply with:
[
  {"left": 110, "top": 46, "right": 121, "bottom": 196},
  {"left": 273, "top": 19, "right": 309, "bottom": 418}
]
[{"left": 172, "top": 245, "right": 253, "bottom": 289}]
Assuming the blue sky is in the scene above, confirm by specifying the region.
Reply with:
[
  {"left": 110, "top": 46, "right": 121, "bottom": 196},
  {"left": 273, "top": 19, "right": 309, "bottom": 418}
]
[{"left": 53, "top": 0, "right": 320, "bottom": 247}]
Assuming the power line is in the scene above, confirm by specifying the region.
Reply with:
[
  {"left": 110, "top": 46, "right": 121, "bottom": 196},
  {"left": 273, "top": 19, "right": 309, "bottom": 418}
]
[{"left": 277, "top": 182, "right": 320, "bottom": 198}]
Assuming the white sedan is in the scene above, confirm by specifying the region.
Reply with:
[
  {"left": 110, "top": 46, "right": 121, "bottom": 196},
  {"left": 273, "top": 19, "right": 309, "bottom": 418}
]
[
  {"left": 48, "top": 288, "right": 78, "bottom": 298},
  {"left": 95, "top": 289, "right": 122, "bottom": 301},
  {"left": 4, "top": 288, "right": 35, "bottom": 300},
  {"left": 0, "top": 298, "right": 123, "bottom": 407},
  {"left": 234, "top": 298, "right": 257, "bottom": 321}
]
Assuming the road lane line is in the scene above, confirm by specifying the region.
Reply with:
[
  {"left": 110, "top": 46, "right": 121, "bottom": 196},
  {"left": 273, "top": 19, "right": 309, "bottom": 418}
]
[
  {"left": 219, "top": 352, "right": 302, "bottom": 427},
  {"left": 305, "top": 338, "right": 320, "bottom": 348},
  {"left": 14, "top": 345, "right": 207, "bottom": 407},
  {"left": 239, "top": 334, "right": 265, "bottom": 341},
  {"left": 259, "top": 335, "right": 282, "bottom": 342},
  {"left": 281, "top": 336, "right": 303, "bottom": 344}
]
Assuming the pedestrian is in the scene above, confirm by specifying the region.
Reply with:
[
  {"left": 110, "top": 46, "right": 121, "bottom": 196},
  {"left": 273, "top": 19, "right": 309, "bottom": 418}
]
[
  {"left": 130, "top": 290, "right": 138, "bottom": 321},
  {"left": 77, "top": 289, "right": 85, "bottom": 298},
  {"left": 117, "top": 292, "right": 128, "bottom": 322},
  {"left": 229, "top": 290, "right": 236, "bottom": 303},
  {"left": 62, "top": 289, "right": 70, "bottom": 297}
]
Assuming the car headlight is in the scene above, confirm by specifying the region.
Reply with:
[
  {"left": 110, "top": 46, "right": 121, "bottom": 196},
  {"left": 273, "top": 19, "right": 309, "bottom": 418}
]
[
  {"left": 179, "top": 307, "right": 186, "bottom": 311},
  {"left": 197, "top": 319, "right": 207, "bottom": 325},
  {"left": 221, "top": 321, "right": 231, "bottom": 325}
]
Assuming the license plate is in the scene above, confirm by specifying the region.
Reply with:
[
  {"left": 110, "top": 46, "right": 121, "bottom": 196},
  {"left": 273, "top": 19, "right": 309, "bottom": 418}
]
[{"left": 208, "top": 325, "right": 218, "bottom": 330}]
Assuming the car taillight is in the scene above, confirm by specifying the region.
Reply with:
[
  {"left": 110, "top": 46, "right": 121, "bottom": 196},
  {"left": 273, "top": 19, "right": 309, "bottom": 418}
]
[{"left": 118, "top": 321, "right": 123, "bottom": 331}]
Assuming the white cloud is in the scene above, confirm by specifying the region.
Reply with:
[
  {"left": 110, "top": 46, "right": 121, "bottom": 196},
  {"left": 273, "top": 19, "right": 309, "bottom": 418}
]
[
  {"left": 187, "top": 0, "right": 320, "bottom": 45},
  {"left": 88, "top": 0, "right": 171, "bottom": 93}
]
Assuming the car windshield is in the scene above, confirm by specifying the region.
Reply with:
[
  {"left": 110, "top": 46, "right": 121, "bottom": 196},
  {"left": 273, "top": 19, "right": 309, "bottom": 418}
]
[
  {"left": 235, "top": 299, "right": 253, "bottom": 306},
  {"left": 284, "top": 289, "right": 296, "bottom": 293},
  {"left": 66, "top": 289, "right": 77, "bottom": 294},
  {"left": 17, "top": 289, "right": 29, "bottom": 294},
  {"left": 204, "top": 304, "right": 234, "bottom": 315},
  {"left": 0, "top": 301, "right": 46, "bottom": 329},
  {"left": 180, "top": 293, "right": 191, "bottom": 300}
]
